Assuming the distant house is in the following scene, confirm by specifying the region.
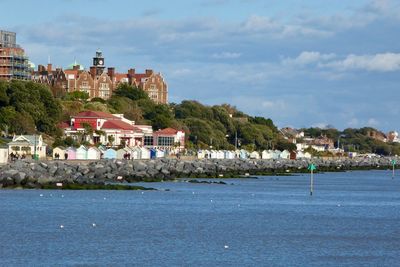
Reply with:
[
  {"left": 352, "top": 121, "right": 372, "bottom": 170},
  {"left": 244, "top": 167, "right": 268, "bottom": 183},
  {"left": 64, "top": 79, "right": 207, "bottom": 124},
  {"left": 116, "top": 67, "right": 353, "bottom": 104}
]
[
  {"left": 153, "top": 128, "right": 185, "bottom": 151},
  {"left": 8, "top": 135, "right": 47, "bottom": 159}
]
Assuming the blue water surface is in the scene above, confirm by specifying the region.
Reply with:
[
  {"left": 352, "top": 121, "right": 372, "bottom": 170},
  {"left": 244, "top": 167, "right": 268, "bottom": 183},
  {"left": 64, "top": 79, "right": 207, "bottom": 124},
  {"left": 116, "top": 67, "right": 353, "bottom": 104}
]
[{"left": 1, "top": 170, "right": 400, "bottom": 266}]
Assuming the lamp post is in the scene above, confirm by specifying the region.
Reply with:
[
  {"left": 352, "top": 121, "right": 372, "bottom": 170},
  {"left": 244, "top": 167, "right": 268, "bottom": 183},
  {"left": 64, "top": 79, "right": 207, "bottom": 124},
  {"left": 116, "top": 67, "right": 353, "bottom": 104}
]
[{"left": 33, "top": 127, "right": 37, "bottom": 160}]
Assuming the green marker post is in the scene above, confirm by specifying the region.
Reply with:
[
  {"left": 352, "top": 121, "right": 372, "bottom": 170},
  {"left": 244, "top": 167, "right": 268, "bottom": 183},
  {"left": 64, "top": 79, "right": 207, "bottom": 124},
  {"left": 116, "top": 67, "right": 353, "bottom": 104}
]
[
  {"left": 308, "top": 163, "right": 317, "bottom": 196},
  {"left": 391, "top": 159, "right": 396, "bottom": 179}
]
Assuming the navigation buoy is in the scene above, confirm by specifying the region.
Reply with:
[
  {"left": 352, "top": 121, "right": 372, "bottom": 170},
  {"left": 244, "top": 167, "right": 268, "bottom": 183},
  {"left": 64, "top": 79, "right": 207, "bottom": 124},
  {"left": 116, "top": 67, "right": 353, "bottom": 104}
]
[
  {"left": 224, "top": 245, "right": 229, "bottom": 249},
  {"left": 60, "top": 225, "right": 64, "bottom": 229},
  {"left": 92, "top": 223, "right": 96, "bottom": 227}
]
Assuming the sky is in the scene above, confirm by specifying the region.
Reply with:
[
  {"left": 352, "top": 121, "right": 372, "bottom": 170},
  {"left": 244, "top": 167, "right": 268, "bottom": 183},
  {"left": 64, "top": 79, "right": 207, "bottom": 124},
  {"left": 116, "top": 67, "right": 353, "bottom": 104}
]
[{"left": 1, "top": 0, "right": 400, "bottom": 131}]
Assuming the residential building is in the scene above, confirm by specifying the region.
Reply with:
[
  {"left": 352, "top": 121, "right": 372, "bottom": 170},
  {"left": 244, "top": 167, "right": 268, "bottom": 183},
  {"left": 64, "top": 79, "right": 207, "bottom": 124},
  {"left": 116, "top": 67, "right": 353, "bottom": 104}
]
[
  {"left": 0, "top": 30, "right": 31, "bottom": 80},
  {"left": 61, "top": 111, "right": 184, "bottom": 150},
  {"left": 33, "top": 50, "right": 168, "bottom": 103}
]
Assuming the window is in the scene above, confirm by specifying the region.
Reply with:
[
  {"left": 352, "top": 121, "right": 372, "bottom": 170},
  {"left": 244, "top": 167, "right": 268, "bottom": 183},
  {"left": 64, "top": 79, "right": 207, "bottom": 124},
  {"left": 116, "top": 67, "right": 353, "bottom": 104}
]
[
  {"left": 144, "top": 136, "right": 153, "bottom": 146},
  {"left": 157, "top": 136, "right": 174, "bottom": 146},
  {"left": 100, "top": 83, "right": 109, "bottom": 89}
]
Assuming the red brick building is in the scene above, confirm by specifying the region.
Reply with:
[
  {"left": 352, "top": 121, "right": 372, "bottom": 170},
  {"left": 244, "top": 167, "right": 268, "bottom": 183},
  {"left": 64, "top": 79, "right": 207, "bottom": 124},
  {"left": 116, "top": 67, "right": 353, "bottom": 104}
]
[{"left": 32, "top": 50, "right": 168, "bottom": 103}]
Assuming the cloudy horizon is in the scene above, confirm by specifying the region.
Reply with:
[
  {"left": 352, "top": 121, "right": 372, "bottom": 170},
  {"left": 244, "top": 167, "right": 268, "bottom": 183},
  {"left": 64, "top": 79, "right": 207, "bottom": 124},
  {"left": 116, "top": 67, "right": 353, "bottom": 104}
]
[{"left": 1, "top": 0, "right": 399, "bottom": 131}]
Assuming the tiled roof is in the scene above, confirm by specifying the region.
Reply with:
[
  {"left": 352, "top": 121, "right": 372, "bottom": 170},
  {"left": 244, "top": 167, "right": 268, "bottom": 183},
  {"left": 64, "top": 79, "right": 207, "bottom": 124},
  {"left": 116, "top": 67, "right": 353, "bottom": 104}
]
[
  {"left": 101, "top": 120, "right": 141, "bottom": 131},
  {"left": 75, "top": 111, "right": 116, "bottom": 119},
  {"left": 154, "top": 128, "right": 179, "bottom": 135}
]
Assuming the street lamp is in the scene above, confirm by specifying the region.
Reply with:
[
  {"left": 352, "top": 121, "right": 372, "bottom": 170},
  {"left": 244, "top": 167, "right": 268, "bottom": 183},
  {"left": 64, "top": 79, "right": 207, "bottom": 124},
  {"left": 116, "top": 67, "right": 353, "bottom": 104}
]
[{"left": 33, "top": 126, "right": 38, "bottom": 160}]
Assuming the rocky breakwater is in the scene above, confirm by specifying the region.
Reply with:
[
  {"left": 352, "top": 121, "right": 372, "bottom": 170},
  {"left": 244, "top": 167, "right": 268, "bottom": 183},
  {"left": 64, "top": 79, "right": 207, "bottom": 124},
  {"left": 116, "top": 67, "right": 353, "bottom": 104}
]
[{"left": 0, "top": 157, "right": 396, "bottom": 189}]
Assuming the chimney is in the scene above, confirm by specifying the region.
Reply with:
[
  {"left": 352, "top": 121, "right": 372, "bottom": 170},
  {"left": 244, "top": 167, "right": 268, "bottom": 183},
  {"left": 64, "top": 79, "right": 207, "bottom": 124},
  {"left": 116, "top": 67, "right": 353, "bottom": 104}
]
[
  {"left": 107, "top": 67, "right": 115, "bottom": 78},
  {"left": 90, "top": 66, "right": 96, "bottom": 78},
  {"left": 128, "top": 68, "right": 135, "bottom": 77},
  {"left": 47, "top": 63, "right": 52, "bottom": 73},
  {"left": 38, "top": 65, "right": 45, "bottom": 73},
  {"left": 145, "top": 69, "right": 153, "bottom": 75}
]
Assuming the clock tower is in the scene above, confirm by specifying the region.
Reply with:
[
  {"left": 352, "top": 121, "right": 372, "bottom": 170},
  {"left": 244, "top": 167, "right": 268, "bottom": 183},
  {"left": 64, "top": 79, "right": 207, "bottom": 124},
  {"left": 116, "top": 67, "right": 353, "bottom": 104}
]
[{"left": 92, "top": 49, "right": 105, "bottom": 76}]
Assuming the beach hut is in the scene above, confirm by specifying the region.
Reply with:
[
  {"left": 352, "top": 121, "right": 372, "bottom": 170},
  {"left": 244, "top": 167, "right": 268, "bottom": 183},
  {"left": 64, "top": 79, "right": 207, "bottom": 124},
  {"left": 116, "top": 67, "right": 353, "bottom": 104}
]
[
  {"left": 156, "top": 149, "right": 165, "bottom": 158},
  {"left": 239, "top": 149, "right": 248, "bottom": 159},
  {"left": 53, "top": 147, "right": 66, "bottom": 160},
  {"left": 140, "top": 147, "right": 151, "bottom": 159},
  {"left": 104, "top": 148, "right": 117, "bottom": 159},
  {"left": 150, "top": 148, "right": 157, "bottom": 159},
  {"left": 65, "top": 147, "right": 76, "bottom": 160},
  {"left": 224, "top": 150, "right": 235, "bottom": 159},
  {"left": 76, "top": 145, "right": 88, "bottom": 160},
  {"left": 216, "top": 150, "right": 224, "bottom": 159},
  {"left": 98, "top": 145, "right": 107, "bottom": 159},
  {"left": 0, "top": 146, "right": 8, "bottom": 164},
  {"left": 210, "top": 150, "right": 218, "bottom": 159},
  {"left": 117, "top": 148, "right": 131, "bottom": 160},
  {"left": 272, "top": 150, "right": 281, "bottom": 159},
  {"left": 290, "top": 151, "right": 297, "bottom": 160},
  {"left": 262, "top": 150, "right": 273, "bottom": 159},
  {"left": 279, "top": 150, "right": 290, "bottom": 159},
  {"left": 87, "top": 147, "right": 101, "bottom": 160},
  {"left": 197, "top": 150, "right": 206, "bottom": 159},
  {"left": 129, "top": 146, "right": 142, "bottom": 160},
  {"left": 203, "top": 150, "right": 211, "bottom": 159},
  {"left": 250, "top": 151, "right": 260, "bottom": 159},
  {"left": 304, "top": 152, "right": 312, "bottom": 159}
]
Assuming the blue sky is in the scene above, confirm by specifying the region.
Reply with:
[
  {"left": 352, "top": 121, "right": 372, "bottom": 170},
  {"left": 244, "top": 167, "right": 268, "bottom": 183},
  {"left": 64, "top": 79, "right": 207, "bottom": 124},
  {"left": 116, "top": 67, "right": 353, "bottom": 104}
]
[{"left": 1, "top": 0, "right": 400, "bottom": 131}]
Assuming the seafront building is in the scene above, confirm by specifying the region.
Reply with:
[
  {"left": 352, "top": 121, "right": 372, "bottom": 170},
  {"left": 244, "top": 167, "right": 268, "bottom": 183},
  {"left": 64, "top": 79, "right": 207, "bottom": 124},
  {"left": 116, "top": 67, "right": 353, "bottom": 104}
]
[
  {"left": 33, "top": 50, "right": 168, "bottom": 104},
  {"left": 0, "top": 30, "right": 31, "bottom": 81},
  {"left": 61, "top": 111, "right": 184, "bottom": 151}
]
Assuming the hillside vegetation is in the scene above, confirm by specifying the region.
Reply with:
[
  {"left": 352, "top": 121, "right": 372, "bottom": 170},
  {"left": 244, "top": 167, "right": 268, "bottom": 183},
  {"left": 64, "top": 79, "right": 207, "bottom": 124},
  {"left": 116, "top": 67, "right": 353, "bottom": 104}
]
[{"left": 1, "top": 80, "right": 399, "bottom": 155}]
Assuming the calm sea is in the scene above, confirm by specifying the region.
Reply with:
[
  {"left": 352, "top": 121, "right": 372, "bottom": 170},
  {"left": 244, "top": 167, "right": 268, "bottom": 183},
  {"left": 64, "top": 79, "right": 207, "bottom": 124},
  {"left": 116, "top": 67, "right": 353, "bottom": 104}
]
[{"left": 1, "top": 170, "right": 400, "bottom": 266}]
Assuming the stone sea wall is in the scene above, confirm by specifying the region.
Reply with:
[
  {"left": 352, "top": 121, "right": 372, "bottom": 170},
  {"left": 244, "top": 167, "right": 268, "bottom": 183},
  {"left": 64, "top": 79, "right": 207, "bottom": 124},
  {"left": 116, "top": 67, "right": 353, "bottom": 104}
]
[{"left": 0, "top": 157, "right": 396, "bottom": 188}]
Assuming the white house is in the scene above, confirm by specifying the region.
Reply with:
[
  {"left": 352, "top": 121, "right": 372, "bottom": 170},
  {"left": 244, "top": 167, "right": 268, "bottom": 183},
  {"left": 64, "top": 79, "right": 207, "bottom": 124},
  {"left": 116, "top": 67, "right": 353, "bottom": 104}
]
[{"left": 8, "top": 135, "right": 47, "bottom": 159}]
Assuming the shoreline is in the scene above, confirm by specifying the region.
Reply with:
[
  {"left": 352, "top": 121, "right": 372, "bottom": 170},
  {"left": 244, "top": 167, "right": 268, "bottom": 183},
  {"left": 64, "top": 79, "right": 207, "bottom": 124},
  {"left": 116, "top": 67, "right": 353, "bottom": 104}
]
[{"left": 0, "top": 157, "right": 397, "bottom": 189}]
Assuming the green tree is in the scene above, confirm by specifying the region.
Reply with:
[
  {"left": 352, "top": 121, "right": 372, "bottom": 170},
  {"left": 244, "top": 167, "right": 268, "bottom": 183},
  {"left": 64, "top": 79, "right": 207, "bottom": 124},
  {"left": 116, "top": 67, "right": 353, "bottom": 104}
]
[{"left": 114, "top": 83, "right": 149, "bottom": 101}]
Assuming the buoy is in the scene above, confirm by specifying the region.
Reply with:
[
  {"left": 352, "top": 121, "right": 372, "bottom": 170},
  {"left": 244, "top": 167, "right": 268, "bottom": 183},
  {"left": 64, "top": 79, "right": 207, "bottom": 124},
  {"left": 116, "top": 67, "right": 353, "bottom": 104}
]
[
  {"left": 103, "top": 197, "right": 106, "bottom": 200},
  {"left": 92, "top": 223, "right": 96, "bottom": 227},
  {"left": 61, "top": 195, "right": 64, "bottom": 198},
  {"left": 192, "top": 192, "right": 195, "bottom": 195},
  {"left": 39, "top": 194, "right": 43, "bottom": 197},
  {"left": 60, "top": 225, "right": 64, "bottom": 229},
  {"left": 224, "top": 245, "right": 229, "bottom": 249},
  {"left": 210, "top": 200, "right": 213, "bottom": 203},
  {"left": 141, "top": 192, "right": 144, "bottom": 194}
]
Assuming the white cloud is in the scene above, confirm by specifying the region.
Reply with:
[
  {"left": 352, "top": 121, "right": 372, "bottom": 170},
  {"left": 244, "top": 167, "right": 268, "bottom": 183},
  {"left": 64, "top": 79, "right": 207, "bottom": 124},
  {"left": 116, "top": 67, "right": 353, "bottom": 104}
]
[
  {"left": 367, "top": 118, "right": 380, "bottom": 127},
  {"left": 283, "top": 51, "right": 336, "bottom": 66},
  {"left": 323, "top": 53, "right": 400, "bottom": 72}
]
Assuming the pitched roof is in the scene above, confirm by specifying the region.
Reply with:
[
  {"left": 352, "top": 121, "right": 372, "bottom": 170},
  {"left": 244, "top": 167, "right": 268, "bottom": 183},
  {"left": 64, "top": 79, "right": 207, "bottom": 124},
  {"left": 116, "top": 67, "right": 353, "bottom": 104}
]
[
  {"left": 154, "top": 128, "right": 179, "bottom": 135},
  {"left": 101, "top": 120, "right": 142, "bottom": 131},
  {"left": 75, "top": 111, "right": 116, "bottom": 119}
]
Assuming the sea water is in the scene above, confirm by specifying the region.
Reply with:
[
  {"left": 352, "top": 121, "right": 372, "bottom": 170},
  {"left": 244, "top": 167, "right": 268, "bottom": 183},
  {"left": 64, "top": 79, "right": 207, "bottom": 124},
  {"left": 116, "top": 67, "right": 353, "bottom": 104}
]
[{"left": 1, "top": 170, "right": 400, "bottom": 266}]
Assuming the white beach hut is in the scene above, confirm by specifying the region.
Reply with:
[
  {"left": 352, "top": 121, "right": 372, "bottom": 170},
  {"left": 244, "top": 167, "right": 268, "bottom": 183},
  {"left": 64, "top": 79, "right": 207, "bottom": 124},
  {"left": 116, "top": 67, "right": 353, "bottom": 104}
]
[
  {"left": 129, "top": 146, "right": 142, "bottom": 160},
  {"left": 76, "top": 145, "right": 88, "bottom": 160},
  {"left": 262, "top": 150, "right": 273, "bottom": 159},
  {"left": 272, "top": 150, "right": 281, "bottom": 159},
  {"left": 217, "top": 150, "right": 225, "bottom": 159},
  {"left": 197, "top": 150, "right": 206, "bottom": 159},
  {"left": 0, "top": 146, "right": 8, "bottom": 164},
  {"left": 140, "top": 147, "right": 151, "bottom": 159},
  {"left": 117, "top": 148, "right": 131, "bottom": 160},
  {"left": 210, "top": 150, "right": 218, "bottom": 159},
  {"left": 53, "top": 147, "right": 66, "bottom": 160},
  {"left": 250, "top": 151, "right": 260, "bottom": 159},
  {"left": 279, "top": 150, "right": 290, "bottom": 159},
  {"left": 87, "top": 147, "right": 101, "bottom": 160},
  {"left": 224, "top": 150, "right": 235, "bottom": 159}
]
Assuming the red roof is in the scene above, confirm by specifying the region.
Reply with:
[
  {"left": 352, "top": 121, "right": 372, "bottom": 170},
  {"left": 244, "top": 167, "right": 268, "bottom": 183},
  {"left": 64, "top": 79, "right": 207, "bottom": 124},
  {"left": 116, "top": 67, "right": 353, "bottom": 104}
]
[
  {"left": 101, "top": 120, "right": 141, "bottom": 131},
  {"left": 58, "top": 122, "right": 70, "bottom": 129},
  {"left": 75, "top": 111, "right": 116, "bottom": 119},
  {"left": 134, "top": 73, "right": 150, "bottom": 83},
  {"left": 154, "top": 128, "right": 179, "bottom": 135},
  {"left": 115, "top": 73, "right": 129, "bottom": 82}
]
